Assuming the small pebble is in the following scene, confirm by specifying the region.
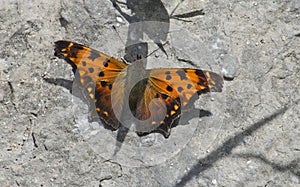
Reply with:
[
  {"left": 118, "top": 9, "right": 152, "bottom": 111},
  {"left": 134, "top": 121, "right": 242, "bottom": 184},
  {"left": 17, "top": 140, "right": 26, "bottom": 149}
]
[
  {"left": 116, "top": 16, "right": 124, "bottom": 23},
  {"left": 212, "top": 179, "right": 217, "bottom": 185},
  {"left": 220, "top": 55, "right": 239, "bottom": 80}
]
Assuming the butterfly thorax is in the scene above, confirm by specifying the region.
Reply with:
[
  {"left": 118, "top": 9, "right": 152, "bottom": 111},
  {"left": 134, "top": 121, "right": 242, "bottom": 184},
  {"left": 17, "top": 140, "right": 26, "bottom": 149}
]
[
  {"left": 120, "top": 59, "right": 150, "bottom": 119},
  {"left": 109, "top": 58, "right": 164, "bottom": 133}
]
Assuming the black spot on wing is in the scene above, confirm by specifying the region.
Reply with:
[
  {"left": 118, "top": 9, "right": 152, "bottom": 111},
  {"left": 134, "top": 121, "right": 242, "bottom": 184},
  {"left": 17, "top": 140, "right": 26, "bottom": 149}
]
[
  {"left": 69, "top": 43, "right": 84, "bottom": 58},
  {"left": 177, "top": 87, "right": 183, "bottom": 93},
  {"left": 166, "top": 75, "right": 171, "bottom": 80},
  {"left": 88, "top": 68, "right": 94, "bottom": 73},
  {"left": 100, "top": 81, "right": 107, "bottom": 87},
  {"left": 71, "top": 42, "right": 84, "bottom": 50},
  {"left": 98, "top": 71, "right": 104, "bottom": 77},
  {"left": 167, "top": 85, "right": 173, "bottom": 92},
  {"left": 89, "top": 51, "right": 101, "bottom": 60},
  {"left": 84, "top": 76, "right": 92, "bottom": 83},
  {"left": 161, "top": 94, "right": 168, "bottom": 99},
  {"left": 195, "top": 69, "right": 206, "bottom": 77},
  {"left": 103, "top": 58, "right": 109, "bottom": 67},
  {"left": 176, "top": 70, "right": 188, "bottom": 80},
  {"left": 71, "top": 52, "right": 77, "bottom": 58},
  {"left": 198, "top": 78, "right": 206, "bottom": 85}
]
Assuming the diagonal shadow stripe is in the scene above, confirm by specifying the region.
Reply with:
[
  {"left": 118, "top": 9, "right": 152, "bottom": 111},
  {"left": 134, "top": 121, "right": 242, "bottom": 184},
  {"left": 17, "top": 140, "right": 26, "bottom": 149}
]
[
  {"left": 235, "top": 153, "right": 300, "bottom": 177},
  {"left": 175, "top": 102, "right": 296, "bottom": 187}
]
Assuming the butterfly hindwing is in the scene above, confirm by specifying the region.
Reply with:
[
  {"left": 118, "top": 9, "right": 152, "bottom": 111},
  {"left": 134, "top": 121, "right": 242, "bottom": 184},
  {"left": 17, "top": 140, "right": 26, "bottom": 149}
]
[
  {"left": 54, "top": 40, "right": 127, "bottom": 129},
  {"left": 132, "top": 81, "right": 181, "bottom": 137}
]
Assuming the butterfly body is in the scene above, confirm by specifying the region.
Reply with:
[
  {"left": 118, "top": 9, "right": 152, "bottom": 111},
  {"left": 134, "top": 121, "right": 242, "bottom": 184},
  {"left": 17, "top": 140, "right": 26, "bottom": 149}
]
[{"left": 54, "top": 40, "right": 223, "bottom": 138}]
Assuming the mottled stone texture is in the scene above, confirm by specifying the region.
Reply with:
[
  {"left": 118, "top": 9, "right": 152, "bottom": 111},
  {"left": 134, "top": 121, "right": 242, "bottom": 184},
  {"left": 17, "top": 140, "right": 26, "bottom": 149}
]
[{"left": 0, "top": 0, "right": 299, "bottom": 186}]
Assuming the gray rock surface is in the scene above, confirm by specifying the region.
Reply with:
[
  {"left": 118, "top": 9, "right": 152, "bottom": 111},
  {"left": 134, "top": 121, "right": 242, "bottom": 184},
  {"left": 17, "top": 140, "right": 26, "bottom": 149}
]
[{"left": 1, "top": 0, "right": 299, "bottom": 186}]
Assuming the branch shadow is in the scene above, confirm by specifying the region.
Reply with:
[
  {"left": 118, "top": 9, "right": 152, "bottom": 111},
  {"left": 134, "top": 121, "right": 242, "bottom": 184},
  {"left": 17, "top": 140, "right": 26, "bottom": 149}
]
[
  {"left": 111, "top": 0, "right": 170, "bottom": 61},
  {"left": 44, "top": 77, "right": 118, "bottom": 132},
  {"left": 235, "top": 153, "right": 300, "bottom": 177},
  {"left": 110, "top": 0, "right": 205, "bottom": 61},
  {"left": 175, "top": 104, "right": 295, "bottom": 187}
]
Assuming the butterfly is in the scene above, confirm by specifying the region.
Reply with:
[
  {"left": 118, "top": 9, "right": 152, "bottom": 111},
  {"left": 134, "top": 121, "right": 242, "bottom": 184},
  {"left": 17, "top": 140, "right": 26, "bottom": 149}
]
[{"left": 54, "top": 40, "right": 223, "bottom": 138}]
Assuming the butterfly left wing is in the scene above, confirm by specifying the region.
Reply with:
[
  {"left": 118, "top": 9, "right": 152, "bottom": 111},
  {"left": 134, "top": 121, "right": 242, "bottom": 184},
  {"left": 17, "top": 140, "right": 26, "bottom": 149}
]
[
  {"left": 54, "top": 40, "right": 128, "bottom": 129},
  {"left": 136, "top": 68, "right": 223, "bottom": 137}
]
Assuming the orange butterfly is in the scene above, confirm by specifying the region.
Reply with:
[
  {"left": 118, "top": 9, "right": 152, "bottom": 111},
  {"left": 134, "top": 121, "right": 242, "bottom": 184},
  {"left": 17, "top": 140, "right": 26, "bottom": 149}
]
[{"left": 54, "top": 40, "right": 223, "bottom": 138}]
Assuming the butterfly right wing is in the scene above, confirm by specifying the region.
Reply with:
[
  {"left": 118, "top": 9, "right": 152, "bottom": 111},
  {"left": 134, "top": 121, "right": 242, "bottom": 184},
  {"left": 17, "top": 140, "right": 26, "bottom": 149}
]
[
  {"left": 54, "top": 40, "right": 128, "bottom": 129},
  {"left": 135, "top": 68, "right": 223, "bottom": 137}
]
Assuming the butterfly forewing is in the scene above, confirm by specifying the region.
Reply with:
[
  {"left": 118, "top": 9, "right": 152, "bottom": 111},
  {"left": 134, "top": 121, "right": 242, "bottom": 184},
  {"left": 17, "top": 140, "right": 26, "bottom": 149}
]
[
  {"left": 54, "top": 40, "right": 127, "bottom": 129},
  {"left": 149, "top": 68, "right": 223, "bottom": 108}
]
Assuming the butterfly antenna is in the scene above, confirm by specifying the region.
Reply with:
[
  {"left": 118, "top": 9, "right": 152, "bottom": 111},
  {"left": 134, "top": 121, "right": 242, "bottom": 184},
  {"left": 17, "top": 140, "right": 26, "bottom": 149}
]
[
  {"left": 112, "top": 25, "right": 126, "bottom": 47},
  {"left": 112, "top": 25, "right": 132, "bottom": 64},
  {"left": 170, "top": 0, "right": 185, "bottom": 17},
  {"left": 112, "top": 25, "right": 169, "bottom": 60}
]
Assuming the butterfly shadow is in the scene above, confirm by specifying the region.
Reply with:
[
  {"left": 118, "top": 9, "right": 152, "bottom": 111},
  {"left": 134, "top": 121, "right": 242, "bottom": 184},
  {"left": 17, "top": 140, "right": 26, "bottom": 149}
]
[
  {"left": 44, "top": 77, "right": 219, "bottom": 157},
  {"left": 113, "top": 105, "right": 213, "bottom": 156},
  {"left": 135, "top": 108, "right": 213, "bottom": 138},
  {"left": 174, "top": 100, "right": 299, "bottom": 187},
  {"left": 44, "top": 77, "right": 117, "bottom": 129},
  {"left": 43, "top": 77, "right": 73, "bottom": 92}
]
